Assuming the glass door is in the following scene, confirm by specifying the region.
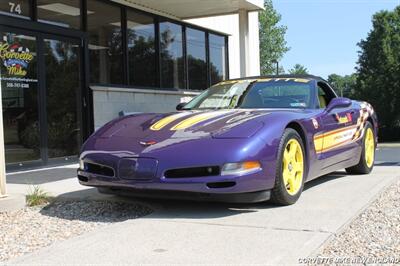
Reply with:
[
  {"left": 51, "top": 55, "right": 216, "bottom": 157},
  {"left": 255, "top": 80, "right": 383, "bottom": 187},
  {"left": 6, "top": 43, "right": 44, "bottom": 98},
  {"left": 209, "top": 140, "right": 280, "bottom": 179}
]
[
  {"left": 0, "top": 31, "right": 41, "bottom": 164},
  {"left": 43, "top": 36, "right": 82, "bottom": 160},
  {"left": 1, "top": 26, "right": 83, "bottom": 168}
]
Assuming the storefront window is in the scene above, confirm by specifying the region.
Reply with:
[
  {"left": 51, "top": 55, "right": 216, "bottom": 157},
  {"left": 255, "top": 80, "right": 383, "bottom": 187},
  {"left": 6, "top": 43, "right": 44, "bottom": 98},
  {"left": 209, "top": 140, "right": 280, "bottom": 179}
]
[
  {"left": 160, "top": 21, "right": 184, "bottom": 89},
  {"left": 37, "top": 0, "right": 81, "bottom": 29},
  {"left": 87, "top": 0, "right": 123, "bottom": 84},
  {"left": 0, "top": 32, "right": 40, "bottom": 163},
  {"left": 0, "top": 0, "right": 30, "bottom": 18},
  {"left": 209, "top": 34, "right": 227, "bottom": 85},
  {"left": 127, "top": 10, "right": 156, "bottom": 87},
  {"left": 44, "top": 38, "right": 81, "bottom": 158},
  {"left": 187, "top": 28, "right": 207, "bottom": 90}
]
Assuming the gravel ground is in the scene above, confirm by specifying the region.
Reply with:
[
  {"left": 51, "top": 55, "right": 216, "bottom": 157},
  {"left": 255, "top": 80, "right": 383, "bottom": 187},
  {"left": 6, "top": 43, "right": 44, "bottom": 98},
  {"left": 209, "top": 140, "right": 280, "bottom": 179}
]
[
  {"left": 315, "top": 178, "right": 400, "bottom": 263},
  {"left": 0, "top": 200, "right": 152, "bottom": 262}
]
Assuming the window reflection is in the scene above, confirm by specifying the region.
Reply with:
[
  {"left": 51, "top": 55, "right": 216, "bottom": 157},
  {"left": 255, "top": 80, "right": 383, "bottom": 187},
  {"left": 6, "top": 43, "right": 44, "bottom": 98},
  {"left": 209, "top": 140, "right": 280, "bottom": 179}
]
[
  {"left": 37, "top": 0, "right": 81, "bottom": 29},
  {"left": 187, "top": 28, "right": 207, "bottom": 90},
  {"left": 87, "top": 0, "right": 123, "bottom": 84},
  {"left": 160, "top": 22, "right": 184, "bottom": 89},
  {"left": 44, "top": 39, "right": 81, "bottom": 158},
  {"left": 0, "top": 33, "right": 40, "bottom": 163},
  {"left": 127, "top": 11, "right": 156, "bottom": 87},
  {"left": 209, "top": 34, "right": 226, "bottom": 85}
]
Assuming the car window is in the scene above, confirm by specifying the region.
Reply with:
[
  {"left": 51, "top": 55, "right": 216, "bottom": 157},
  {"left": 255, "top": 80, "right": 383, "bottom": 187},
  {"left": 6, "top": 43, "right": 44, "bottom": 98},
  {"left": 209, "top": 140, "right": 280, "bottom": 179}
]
[
  {"left": 317, "top": 82, "right": 336, "bottom": 108},
  {"left": 183, "top": 81, "right": 251, "bottom": 110},
  {"left": 240, "top": 80, "right": 312, "bottom": 109},
  {"left": 317, "top": 86, "right": 328, "bottom": 108}
]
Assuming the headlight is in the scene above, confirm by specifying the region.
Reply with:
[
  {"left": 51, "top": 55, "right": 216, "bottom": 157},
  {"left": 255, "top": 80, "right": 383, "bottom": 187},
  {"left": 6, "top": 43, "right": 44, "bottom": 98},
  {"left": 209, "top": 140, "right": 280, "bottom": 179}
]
[
  {"left": 79, "top": 159, "right": 85, "bottom": 170},
  {"left": 221, "top": 161, "right": 261, "bottom": 176}
]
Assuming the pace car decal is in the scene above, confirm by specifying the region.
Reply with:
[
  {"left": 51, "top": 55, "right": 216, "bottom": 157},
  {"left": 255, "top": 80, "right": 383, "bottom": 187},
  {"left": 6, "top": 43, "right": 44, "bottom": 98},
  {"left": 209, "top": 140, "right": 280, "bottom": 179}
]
[
  {"left": 150, "top": 112, "right": 192, "bottom": 131},
  {"left": 170, "top": 110, "right": 233, "bottom": 130},
  {"left": 150, "top": 110, "right": 237, "bottom": 131},
  {"left": 313, "top": 102, "right": 374, "bottom": 154},
  {"left": 257, "top": 78, "right": 311, "bottom": 83}
]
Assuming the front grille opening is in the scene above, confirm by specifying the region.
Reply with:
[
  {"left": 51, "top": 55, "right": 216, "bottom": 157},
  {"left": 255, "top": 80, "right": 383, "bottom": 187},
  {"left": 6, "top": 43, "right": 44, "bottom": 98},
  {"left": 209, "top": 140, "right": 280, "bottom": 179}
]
[
  {"left": 164, "top": 166, "right": 220, "bottom": 178},
  {"left": 77, "top": 175, "right": 88, "bottom": 182},
  {"left": 85, "top": 162, "right": 115, "bottom": 177},
  {"left": 207, "top": 181, "right": 236, "bottom": 189}
]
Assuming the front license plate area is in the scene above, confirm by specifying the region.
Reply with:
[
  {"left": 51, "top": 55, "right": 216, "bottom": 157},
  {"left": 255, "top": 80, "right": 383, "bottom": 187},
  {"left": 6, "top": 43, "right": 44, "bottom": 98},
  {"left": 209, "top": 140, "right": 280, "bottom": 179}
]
[{"left": 118, "top": 158, "right": 158, "bottom": 180}]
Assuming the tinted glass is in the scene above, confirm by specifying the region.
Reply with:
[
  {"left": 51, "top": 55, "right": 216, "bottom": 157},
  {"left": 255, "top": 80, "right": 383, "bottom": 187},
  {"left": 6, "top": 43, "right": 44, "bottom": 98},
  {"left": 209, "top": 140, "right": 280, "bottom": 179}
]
[
  {"left": 37, "top": 0, "right": 81, "bottom": 29},
  {"left": 0, "top": 0, "right": 30, "bottom": 18},
  {"left": 44, "top": 38, "right": 81, "bottom": 158},
  {"left": 187, "top": 28, "right": 207, "bottom": 90},
  {"left": 241, "top": 80, "right": 313, "bottom": 109},
  {"left": 87, "top": 0, "right": 123, "bottom": 84},
  {"left": 0, "top": 32, "right": 40, "bottom": 163},
  {"left": 209, "top": 34, "right": 226, "bottom": 84},
  {"left": 127, "top": 10, "right": 156, "bottom": 87},
  {"left": 160, "top": 22, "right": 184, "bottom": 89}
]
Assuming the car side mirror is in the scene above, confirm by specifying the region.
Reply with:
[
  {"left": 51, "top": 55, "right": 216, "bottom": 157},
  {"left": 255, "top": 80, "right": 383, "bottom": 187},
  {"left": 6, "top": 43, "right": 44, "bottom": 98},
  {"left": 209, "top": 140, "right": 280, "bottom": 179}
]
[
  {"left": 176, "top": 102, "right": 187, "bottom": 111},
  {"left": 326, "top": 97, "right": 352, "bottom": 112}
]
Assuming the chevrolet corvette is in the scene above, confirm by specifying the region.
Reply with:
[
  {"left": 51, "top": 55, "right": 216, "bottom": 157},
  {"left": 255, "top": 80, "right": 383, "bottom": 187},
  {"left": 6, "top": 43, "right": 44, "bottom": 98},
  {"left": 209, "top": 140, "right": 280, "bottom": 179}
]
[{"left": 77, "top": 75, "right": 378, "bottom": 205}]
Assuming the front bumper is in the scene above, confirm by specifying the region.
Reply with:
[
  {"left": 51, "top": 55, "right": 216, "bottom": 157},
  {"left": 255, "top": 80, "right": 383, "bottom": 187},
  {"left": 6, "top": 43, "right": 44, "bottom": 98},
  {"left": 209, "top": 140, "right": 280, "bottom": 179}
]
[{"left": 77, "top": 166, "right": 271, "bottom": 203}]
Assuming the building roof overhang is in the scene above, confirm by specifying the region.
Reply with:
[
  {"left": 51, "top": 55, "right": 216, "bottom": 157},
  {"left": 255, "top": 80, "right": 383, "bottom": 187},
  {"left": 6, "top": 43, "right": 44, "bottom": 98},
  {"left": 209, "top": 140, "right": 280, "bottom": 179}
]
[{"left": 112, "top": 0, "right": 264, "bottom": 20}]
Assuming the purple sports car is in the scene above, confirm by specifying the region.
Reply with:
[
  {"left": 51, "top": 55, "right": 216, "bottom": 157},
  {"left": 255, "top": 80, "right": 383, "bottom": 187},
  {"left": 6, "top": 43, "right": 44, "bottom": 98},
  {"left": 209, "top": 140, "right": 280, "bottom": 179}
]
[{"left": 77, "top": 75, "right": 378, "bottom": 205}]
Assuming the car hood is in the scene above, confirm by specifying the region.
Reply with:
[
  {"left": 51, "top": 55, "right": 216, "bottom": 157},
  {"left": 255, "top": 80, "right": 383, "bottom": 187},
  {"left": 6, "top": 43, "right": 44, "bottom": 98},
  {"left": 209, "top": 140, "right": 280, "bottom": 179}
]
[{"left": 94, "top": 109, "right": 270, "bottom": 142}]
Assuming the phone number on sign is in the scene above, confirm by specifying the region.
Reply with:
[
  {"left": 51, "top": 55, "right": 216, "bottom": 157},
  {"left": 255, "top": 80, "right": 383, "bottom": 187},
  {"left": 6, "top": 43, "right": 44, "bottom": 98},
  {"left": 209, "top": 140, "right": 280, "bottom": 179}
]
[{"left": 6, "top": 82, "right": 30, "bottom": 89}]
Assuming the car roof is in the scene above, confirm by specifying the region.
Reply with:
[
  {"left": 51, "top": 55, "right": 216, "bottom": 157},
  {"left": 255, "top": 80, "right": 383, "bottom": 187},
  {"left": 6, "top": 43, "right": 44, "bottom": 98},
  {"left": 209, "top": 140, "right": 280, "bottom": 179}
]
[{"left": 226, "top": 74, "right": 327, "bottom": 83}]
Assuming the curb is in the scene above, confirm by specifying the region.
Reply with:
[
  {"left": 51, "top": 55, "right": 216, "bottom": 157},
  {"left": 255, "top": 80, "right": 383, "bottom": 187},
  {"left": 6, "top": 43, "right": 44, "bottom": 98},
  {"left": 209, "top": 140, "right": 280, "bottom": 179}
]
[
  {"left": 0, "top": 193, "right": 26, "bottom": 212},
  {"left": 377, "top": 143, "right": 400, "bottom": 148}
]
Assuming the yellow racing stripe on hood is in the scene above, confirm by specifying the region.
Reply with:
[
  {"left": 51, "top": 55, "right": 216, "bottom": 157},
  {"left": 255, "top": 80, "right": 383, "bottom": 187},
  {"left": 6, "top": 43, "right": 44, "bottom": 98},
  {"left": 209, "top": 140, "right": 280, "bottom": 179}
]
[
  {"left": 150, "top": 112, "right": 192, "bottom": 131},
  {"left": 170, "top": 110, "right": 232, "bottom": 131}
]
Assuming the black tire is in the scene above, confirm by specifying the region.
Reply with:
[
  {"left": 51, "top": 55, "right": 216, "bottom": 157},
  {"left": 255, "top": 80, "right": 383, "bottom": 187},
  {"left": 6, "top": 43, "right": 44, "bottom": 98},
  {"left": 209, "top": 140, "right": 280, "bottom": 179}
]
[
  {"left": 346, "top": 121, "right": 375, "bottom": 174},
  {"left": 270, "top": 128, "right": 306, "bottom": 206}
]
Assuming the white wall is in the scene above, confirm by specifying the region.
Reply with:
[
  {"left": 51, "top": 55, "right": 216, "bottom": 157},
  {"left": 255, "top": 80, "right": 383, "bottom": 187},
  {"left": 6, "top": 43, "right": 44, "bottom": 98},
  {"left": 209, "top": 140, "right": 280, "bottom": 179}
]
[
  {"left": 92, "top": 87, "right": 199, "bottom": 130},
  {"left": 186, "top": 11, "right": 260, "bottom": 78}
]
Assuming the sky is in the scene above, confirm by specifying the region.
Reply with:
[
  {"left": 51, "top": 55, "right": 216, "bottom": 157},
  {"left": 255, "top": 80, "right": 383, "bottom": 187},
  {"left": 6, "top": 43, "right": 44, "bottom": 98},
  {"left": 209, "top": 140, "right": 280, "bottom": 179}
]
[{"left": 273, "top": 0, "right": 400, "bottom": 79}]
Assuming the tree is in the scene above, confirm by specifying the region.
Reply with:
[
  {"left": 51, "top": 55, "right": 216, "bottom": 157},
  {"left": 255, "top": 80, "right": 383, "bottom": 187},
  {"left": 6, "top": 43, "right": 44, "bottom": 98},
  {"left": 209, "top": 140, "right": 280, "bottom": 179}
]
[
  {"left": 288, "top": 64, "right": 308, "bottom": 75},
  {"left": 259, "top": 0, "right": 290, "bottom": 75},
  {"left": 327, "top": 73, "right": 357, "bottom": 98},
  {"left": 354, "top": 6, "right": 400, "bottom": 141}
]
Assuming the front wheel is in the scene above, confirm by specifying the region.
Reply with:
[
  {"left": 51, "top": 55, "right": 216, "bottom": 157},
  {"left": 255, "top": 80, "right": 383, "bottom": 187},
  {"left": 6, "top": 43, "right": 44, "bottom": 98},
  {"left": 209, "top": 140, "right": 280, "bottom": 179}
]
[
  {"left": 271, "top": 128, "right": 306, "bottom": 205},
  {"left": 346, "top": 121, "right": 375, "bottom": 174}
]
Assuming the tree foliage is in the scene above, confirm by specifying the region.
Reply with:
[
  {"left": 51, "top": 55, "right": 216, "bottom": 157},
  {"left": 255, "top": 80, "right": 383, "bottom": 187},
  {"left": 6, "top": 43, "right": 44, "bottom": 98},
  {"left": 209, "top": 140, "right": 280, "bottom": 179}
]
[
  {"left": 327, "top": 73, "right": 357, "bottom": 98},
  {"left": 288, "top": 64, "right": 308, "bottom": 75},
  {"left": 354, "top": 6, "right": 400, "bottom": 141},
  {"left": 259, "top": 0, "right": 290, "bottom": 75}
]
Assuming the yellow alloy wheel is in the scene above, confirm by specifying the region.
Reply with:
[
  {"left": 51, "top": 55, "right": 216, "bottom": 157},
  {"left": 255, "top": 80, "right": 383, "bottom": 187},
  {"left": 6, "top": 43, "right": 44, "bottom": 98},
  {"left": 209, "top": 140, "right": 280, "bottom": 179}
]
[
  {"left": 365, "top": 128, "right": 375, "bottom": 168},
  {"left": 282, "top": 139, "right": 304, "bottom": 195}
]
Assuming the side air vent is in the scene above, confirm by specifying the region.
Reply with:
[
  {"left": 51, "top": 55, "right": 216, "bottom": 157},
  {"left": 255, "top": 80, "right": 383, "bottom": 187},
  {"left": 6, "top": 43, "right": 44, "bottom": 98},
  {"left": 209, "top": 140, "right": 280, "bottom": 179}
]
[
  {"left": 164, "top": 166, "right": 220, "bottom": 178},
  {"left": 85, "top": 162, "right": 115, "bottom": 177}
]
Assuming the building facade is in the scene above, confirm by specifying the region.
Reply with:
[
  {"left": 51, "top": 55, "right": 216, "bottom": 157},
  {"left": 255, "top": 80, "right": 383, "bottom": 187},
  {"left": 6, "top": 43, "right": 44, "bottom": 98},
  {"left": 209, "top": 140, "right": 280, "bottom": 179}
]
[{"left": 0, "top": 0, "right": 262, "bottom": 171}]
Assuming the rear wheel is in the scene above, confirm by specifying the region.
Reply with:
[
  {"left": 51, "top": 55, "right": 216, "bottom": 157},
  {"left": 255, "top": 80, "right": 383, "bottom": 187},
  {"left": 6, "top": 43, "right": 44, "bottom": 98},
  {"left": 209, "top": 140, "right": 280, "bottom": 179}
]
[
  {"left": 271, "top": 129, "right": 306, "bottom": 205},
  {"left": 346, "top": 122, "right": 375, "bottom": 174}
]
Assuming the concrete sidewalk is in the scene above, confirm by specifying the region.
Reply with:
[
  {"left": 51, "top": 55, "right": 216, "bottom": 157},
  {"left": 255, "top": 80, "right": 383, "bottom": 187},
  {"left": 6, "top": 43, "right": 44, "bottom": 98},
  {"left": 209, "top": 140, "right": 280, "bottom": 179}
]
[{"left": 7, "top": 165, "right": 400, "bottom": 265}]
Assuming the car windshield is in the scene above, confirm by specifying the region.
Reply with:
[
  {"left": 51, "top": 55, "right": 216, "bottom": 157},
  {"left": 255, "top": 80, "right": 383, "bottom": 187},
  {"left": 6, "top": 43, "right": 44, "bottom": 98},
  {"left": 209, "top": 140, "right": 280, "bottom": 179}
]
[{"left": 183, "top": 78, "right": 313, "bottom": 110}]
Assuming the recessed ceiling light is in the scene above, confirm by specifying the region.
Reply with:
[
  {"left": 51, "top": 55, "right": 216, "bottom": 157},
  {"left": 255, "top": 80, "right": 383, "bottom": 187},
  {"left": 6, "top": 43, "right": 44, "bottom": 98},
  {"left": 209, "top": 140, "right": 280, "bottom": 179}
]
[{"left": 38, "top": 3, "right": 94, "bottom": 16}]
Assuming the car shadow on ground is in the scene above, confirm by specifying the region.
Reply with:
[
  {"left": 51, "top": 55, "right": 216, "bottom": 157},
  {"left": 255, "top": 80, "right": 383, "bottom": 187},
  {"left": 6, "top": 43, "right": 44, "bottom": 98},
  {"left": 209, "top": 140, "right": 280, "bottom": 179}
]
[{"left": 40, "top": 171, "right": 348, "bottom": 222}]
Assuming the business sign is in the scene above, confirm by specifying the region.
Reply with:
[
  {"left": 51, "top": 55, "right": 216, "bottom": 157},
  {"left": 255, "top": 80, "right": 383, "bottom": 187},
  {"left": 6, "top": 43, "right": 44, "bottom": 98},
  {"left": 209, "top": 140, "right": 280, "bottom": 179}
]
[{"left": 0, "top": 36, "right": 34, "bottom": 78}]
